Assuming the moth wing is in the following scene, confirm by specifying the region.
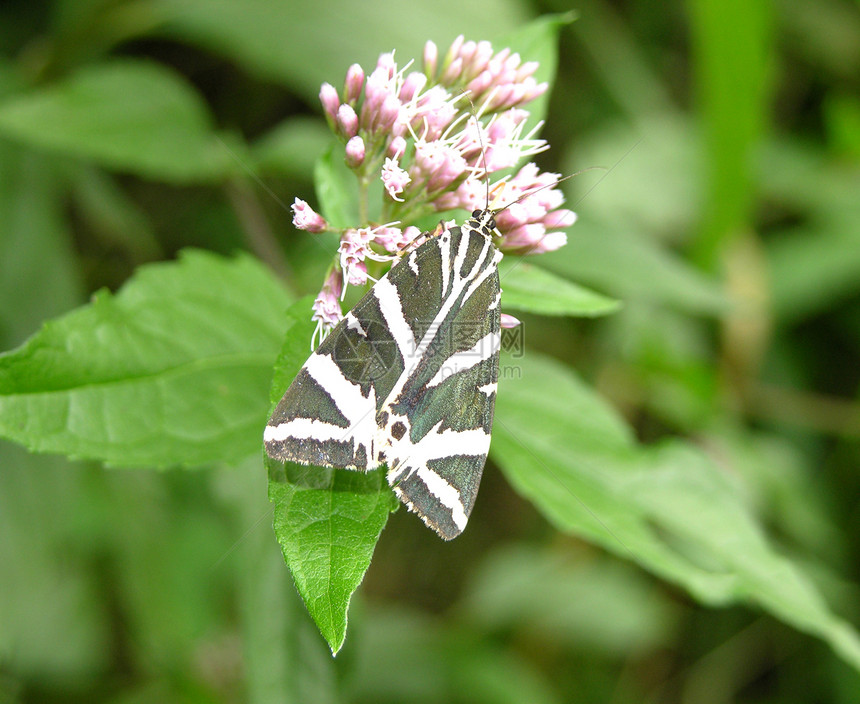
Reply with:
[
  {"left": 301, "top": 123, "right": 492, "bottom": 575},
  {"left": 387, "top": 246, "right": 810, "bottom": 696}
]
[
  {"left": 264, "top": 267, "right": 412, "bottom": 470},
  {"left": 379, "top": 226, "right": 502, "bottom": 539}
]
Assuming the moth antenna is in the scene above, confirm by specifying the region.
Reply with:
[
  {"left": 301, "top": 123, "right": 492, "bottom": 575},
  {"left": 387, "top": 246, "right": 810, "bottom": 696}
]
[
  {"left": 462, "top": 92, "right": 604, "bottom": 219},
  {"left": 494, "top": 166, "right": 607, "bottom": 215},
  {"left": 466, "top": 94, "right": 491, "bottom": 211}
]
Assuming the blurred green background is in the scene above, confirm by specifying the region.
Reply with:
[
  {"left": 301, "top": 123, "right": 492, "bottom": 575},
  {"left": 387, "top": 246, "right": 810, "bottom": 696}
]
[{"left": 2, "top": 0, "right": 860, "bottom": 702}]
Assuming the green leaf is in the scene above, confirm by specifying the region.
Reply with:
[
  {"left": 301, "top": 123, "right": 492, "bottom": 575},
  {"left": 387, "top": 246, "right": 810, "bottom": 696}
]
[
  {"left": 606, "top": 306, "right": 720, "bottom": 431},
  {"left": 225, "top": 457, "right": 338, "bottom": 702},
  {"left": 0, "top": 60, "right": 231, "bottom": 183},
  {"left": 0, "top": 143, "right": 84, "bottom": 347},
  {"left": 265, "top": 300, "right": 396, "bottom": 654},
  {"left": 497, "top": 12, "right": 575, "bottom": 131},
  {"left": 265, "top": 296, "right": 317, "bottom": 408},
  {"left": 314, "top": 141, "right": 358, "bottom": 230},
  {"left": 825, "top": 93, "right": 860, "bottom": 158},
  {"left": 152, "top": 0, "right": 533, "bottom": 101},
  {"left": 268, "top": 461, "right": 395, "bottom": 655},
  {"left": 498, "top": 258, "right": 620, "bottom": 317},
  {"left": 495, "top": 352, "right": 634, "bottom": 455},
  {"left": 463, "top": 546, "right": 675, "bottom": 655},
  {"left": 0, "top": 445, "right": 110, "bottom": 676},
  {"left": 555, "top": 115, "right": 729, "bottom": 316},
  {"left": 749, "top": 138, "right": 860, "bottom": 323},
  {"left": 492, "top": 352, "right": 860, "bottom": 672},
  {"left": 568, "top": 114, "right": 701, "bottom": 239},
  {"left": 767, "top": 212, "right": 860, "bottom": 324},
  {"left": 542, "top": 216, "right": 729, "bottom": 316},
  {"left": 0, "top": 249, "right": 290, "bottom": 467},
  {"left": 687, "top": 0, "right": 773, "bottom": 267}
]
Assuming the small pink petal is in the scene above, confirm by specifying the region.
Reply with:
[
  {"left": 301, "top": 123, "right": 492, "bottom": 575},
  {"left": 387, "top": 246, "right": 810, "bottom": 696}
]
[
  {"left": 346, "top": 260, "right": 368, "bottom": 286},
  {"left": 381, "top": 157, "right": 411, "bottom": 201}
]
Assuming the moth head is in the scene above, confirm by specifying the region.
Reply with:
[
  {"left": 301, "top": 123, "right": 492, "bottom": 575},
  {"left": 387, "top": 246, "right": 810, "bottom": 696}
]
[{"left": 470, "top": 208, "right": 497, "bottom": 233}]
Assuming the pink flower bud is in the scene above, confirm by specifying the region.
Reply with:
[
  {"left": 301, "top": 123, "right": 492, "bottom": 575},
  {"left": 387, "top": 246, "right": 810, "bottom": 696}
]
[
  {"left": 445, "top": 35, "right": 465, "bottom": 64},
  {"left": 319, "top": 82, "right": 340, "bottom": 123},
  {"left": 459, "top": 40, "right": 477, "bottom": 68},
  {"left": 494, "top": 47, "right": 512, "bottom": 65},
  {"left": 291, "top": 198, "right": 327, "bottom": 233},
  {"left": 486, "top": 111, "right": 518, "bottom": 142},
  {"left": 546, "top": 209, "right": 577, "bottom": 229},
  {"left": 344, "top": 63, "right": 364, "bottom": 103},
  {"left": 534, "top": 231, "right": 567, "bottom": 253},
  {"left": 469, "top": 41, "right": 494, "bottom": 77},
  {"left": 337, "top": 104, "right": 358, "bottom": 137},
  {"left": 377, "top": 94, "right": 403, "bottom": 133},
  {"left": 387, "top": 135, "right": 407, "bottom": 159},
  {"left": 423, "top": 40, "right": 438, "bottom": 77},
  {"left": 486, "top": 84, "right": 514, "bottom": 111},
  {"left": 441, "top": 57, "right": 463, "bottom": 84},
  {"left": 390, "top": 119, "right": 408, "bottom": 139},
  {"left": 516, "top": 61, "right": 539, "bottom": 81},
  {"left": 466, "top": 70, "right": 494, "bottom": 97},
  {"left": 400, "top": 71, "right": 427, "bottom": 102},
  {"left": 413, "top": 140, "right": 442, "bottom": 173},
  {"left": 433, "top": 192, "right": 458, "bottom": 211},
  {"left": 425, "top": 149, "right": 468, "bottom": 193},
  {"left": 500, "top": 314, "right": 521, "bottom": 328},
  {"left": 535, "top": 188, "right": 565, "bottom": 212},
  {"left": 401, "top": 226, "right": 422, "bottom": 248},
  {"left": 362, "top": 67, "right": 390, "bottom": 124},
  {"left": 495, "top": 202, "right": 530, "bottom": 229},
  {"left": 483, "top": 142, "right": 519, "bottom": 172},
  {"left": 413, "top": 86, "right": 457, "bottom": 139},
  {"left": 501, "top": 223, "right": 545, "bottom": 251},
  {"left": 376, "top": 51, "right": 397, "bottom": 77},
  {"left": 504, "top": 52, "right": 522, "bottom": 73},
  {"left": 345, "top": 136, "right": 365, "bottom": 168},
  {"left": 434, "top": 177, "right": 485, "bottom": 212},
  {"left": 522, "top": 78, "right": 548, "bottom": 103}
]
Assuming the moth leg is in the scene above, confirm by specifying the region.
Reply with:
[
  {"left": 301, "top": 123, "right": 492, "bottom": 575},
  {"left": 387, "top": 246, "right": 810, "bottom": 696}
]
[{"left": 398, "top": 221, "right": 447, "bottom": 255}]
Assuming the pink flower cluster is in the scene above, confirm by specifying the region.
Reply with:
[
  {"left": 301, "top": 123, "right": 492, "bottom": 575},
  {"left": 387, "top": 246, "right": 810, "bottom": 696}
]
[
  {"left": 292, "top": 36, "right": 576, "bottom": 342},
  {"left": 425, "top": 36, "right": 548, "bottom": 113}
]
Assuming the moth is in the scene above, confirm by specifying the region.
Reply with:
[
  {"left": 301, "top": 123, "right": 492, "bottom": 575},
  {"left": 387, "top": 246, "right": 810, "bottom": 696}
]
[{"left": 264, "top": 208, "right": 502, "bottom": 540}]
